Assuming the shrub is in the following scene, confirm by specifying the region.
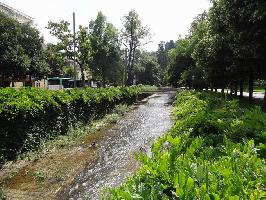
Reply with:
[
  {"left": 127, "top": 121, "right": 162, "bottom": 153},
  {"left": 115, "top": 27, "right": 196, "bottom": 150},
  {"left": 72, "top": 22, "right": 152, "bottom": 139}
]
[{"left": 0, "top": 86, "right": 141, "bottom": 163}]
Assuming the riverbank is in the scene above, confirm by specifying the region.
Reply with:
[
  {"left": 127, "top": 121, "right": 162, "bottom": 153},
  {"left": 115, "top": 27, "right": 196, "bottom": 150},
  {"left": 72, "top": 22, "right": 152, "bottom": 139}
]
[
  {"left": 0, "top": 103, "right": 132, "bottom": 200},
  {"left": 103, "top": 90, "right": 266, "bottom": 199}
]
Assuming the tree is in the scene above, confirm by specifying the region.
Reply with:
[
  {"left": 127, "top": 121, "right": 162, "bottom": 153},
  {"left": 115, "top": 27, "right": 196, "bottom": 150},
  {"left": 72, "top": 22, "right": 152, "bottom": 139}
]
[
  {"left": 157, "top": 40, "right": 175, "bottom": 85},
  {"left": 45, "top": 44, "right": 65, "bottom": 77},
  {"left": 47, "top": 21, "right": 92, "bottom": 86},
  {"left": 210, "top": 0, "right": 266, "bottom": 100},
  {"left": 157, "top": 41, "right": 167, "bottom": 70},
  {"left": 166, "top": 37, "right": 195, "bottom": 87},
  {"left": 0, "top": 12, "right": 49, "bottom": 86},
  {"left": 121, "top": 10, "right": 151, "bottom": 85},
  {"left": 89, "top": 12, "right": 121, "bottom": 86},
  {"left": 135, "top": 51, "right": 160, "bottom": 85}
]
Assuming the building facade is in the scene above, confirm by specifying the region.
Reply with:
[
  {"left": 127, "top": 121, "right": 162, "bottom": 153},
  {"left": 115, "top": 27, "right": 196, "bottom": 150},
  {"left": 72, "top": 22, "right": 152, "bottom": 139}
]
[{"left": 0, "top": 2, "right": 33, "bottom": 24}]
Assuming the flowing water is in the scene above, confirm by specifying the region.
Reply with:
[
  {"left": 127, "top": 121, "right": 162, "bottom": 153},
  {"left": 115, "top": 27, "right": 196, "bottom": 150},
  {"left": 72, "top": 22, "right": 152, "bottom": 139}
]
[{"left": 56, "top": 91, "right": 176, "bottom": 200}]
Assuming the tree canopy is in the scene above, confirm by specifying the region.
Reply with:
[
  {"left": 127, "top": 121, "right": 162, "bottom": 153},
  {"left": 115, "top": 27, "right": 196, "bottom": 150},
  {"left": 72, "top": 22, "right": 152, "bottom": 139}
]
[
  {"left": 165, "top": 0, "right": 266, "bottom": 102},
  {"left": 89, "top": 11, "right": 121, "bottom": 86},
  {"left": 121, "top": 10, "right": 151, "bottom": 85},
  {"left": 0, "top": 12, "right": 49, "bottom": 84}
]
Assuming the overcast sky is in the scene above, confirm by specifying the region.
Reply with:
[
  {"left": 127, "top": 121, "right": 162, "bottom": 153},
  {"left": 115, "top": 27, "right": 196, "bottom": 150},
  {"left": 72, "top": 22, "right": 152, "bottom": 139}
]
[{"left": 1, "top": 0, "right": 211, "bottom": 51}]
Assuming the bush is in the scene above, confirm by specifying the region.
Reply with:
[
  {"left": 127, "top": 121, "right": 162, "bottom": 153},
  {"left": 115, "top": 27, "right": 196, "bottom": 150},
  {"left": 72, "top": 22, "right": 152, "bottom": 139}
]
[
  {"left": 0, "top": 86, "right": 141, "bottom": 163},
  {"left": 102, "top": 90, "right": 266, "bottom": 199}
]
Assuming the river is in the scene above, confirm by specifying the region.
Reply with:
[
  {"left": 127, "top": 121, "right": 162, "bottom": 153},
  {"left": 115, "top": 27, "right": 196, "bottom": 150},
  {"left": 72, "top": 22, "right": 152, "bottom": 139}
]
[{"left": 56, "top": 90, "right": 176, "bottom": 200}]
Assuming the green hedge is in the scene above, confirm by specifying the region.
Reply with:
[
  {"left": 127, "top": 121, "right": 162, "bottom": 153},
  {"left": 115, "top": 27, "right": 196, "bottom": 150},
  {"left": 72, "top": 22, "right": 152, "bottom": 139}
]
[
  {"left": 103, "top": 90, "right": 266, "bottom": 199},
  {"left": 0, "top": 86, "right": 141, "bottom": 163}
]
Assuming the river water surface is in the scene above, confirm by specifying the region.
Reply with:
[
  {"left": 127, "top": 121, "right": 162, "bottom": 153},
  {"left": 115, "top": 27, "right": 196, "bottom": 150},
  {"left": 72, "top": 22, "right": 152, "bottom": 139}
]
[{"left": 56, "top": 91, "right": 176, "bottom": 200}]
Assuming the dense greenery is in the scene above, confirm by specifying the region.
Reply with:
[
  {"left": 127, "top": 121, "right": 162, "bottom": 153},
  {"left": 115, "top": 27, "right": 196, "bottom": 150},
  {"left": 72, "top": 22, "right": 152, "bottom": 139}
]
[
  {"left": 121, "top": 10, "right": 151, "bottom": 86},
  {"left": 103, "top": 91, "right": 266, "bottom": 199},
  {"left": 47, "top": 21, "right": 92, "bottom": 86},
  {"left": 0, "top": 86, "right": 141, "bottom": 164},
  {"left": 1, "top": 9, "right": 156, "bottom": 88},
  {"left": 165, "top": 0, "right": 266, "bottom": 102},
  {"left": 0, "top": 12, "right": 49, "bottom": 85},
  {"left": 89, "top": 12, "right": 121, "bottom": 86}
]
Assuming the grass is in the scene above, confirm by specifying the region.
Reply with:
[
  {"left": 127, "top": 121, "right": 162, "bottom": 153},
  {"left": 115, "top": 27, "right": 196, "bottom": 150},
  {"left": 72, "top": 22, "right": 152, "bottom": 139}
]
[
  {"left": 243, "top": 85, "right": 265, "bottom": 93},
  {"left": 254, "top": 88, "right": 265, "bottom": 93},
  {"left": 32, "top": 170, "right": 46, "bottom": 182},
  {"left": 139, "top": 85, "right": 158, "bottom": 92}
]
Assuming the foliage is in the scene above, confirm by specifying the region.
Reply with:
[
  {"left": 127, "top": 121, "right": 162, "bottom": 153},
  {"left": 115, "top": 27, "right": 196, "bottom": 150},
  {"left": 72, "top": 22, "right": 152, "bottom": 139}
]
[
  {"left": 0, "top": 12, "right": 49, "bottom": 82},
  {"left": 166, "top": 37, "right": 195, "bottom": 87},
  {"left": 121, "top": 10, "right": 151, "bottom": 85},
  {"left": 166, "top": 0, "right": 266, "bottom": 102},
  {"left": 89, "top": 12, "right": 121, "bottom": 86},
  {"left": 45, "top": 43, "right": 65, "bottom": 77},
  {"left": 156, "top": 40, "right": 175, "bottom": 84},
  {"left": 0, "top": 86, "right": 142, "bottom": 164},
  {"left": 47, "top": 21, "right": 92, "bottom": 85},
  {"left": 0, "top": 187, "right": 6, "bottom": 200},
  {"left": 135, "top": 52, "right": 160, "bottom": 85},
  {"left": 102, "top": 91, "right": 266, "bottom": 199}
]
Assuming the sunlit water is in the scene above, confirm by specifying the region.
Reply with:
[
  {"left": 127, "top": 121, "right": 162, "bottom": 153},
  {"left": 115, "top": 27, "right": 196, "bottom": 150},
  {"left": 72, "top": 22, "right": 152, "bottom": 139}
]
[{"left": 56, "top": 91, "right": 176, "bottom": 200}]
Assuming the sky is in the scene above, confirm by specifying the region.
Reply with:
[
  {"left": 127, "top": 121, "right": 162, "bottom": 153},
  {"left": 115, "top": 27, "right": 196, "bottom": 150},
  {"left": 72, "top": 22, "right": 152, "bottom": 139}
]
[{"left": 1, "top": 0, "right": 212, "bottom": 51}]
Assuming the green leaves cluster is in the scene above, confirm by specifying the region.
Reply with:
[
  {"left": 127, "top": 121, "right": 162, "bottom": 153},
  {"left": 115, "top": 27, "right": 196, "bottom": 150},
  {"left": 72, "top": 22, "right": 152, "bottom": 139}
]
[
  {"left": 47, "top": 21, "right": 92, "bottom": 85},
  {"left": 103, "top": 91, "right": 266, "bottom": 199},
  {"left": 0, "top": 86, "right": 141, "bottom": 163},
  {"left": 165, "top": 0, "right": 266, "bottom": 97},
  {"left": 0, "top": 12, "right": 49, "bottom": 79},
  {"left": 89, "top": 12, "right": 121, "bottom": 86}
]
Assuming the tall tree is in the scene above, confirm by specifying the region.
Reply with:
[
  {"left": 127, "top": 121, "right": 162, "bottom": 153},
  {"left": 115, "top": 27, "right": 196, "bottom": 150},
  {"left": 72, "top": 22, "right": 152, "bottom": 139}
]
[
  {"left": 166, "top": 37, "right": 195, "bottom": 87},
  {"left": 89, "top": 12, "right": 121, "bottom": 86},
  {"left": 121, "top": 10, "right": 150, "bottom": 85},
  {"left": 47, "top": 21, "right": 92, "bottom": 86},
  {"left": 0, "top": 12, "right": 49, "bottom": 86},
  {"left": 211, "top": 0, "right": 266, "bottom": 100}
]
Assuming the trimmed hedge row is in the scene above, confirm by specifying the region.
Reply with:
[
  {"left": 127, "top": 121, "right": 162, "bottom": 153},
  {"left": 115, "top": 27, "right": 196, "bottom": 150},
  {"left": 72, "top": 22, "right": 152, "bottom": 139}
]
[
  {"left": 0, "top": 86, "right": 142, "bottom": 163},
  {"left": 103, "top": 90, "right": 266, "bottom": 199}
]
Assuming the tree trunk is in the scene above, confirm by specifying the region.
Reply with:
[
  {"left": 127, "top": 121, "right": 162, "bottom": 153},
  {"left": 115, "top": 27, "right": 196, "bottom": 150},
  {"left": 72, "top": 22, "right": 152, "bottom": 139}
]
[
  {"left": 230, "top": 83, "right": 233, "bottom": 95},
  {"left": 221, "top": 88, "right": 224, "bottom": 94},
  {"left": 126, "top": 60, "right": 133, "bottom": 86},
  {"left": 239, "top": 80, "right": 243, "bottom": 98},
  {"left": 234, "top": 81, "right": 238, "bottom": 97},
  {"left": 248, "top": 68, "right": 253, "bottom": 102},
  {"left": 11, "top": 79, "right": 15, "bottom": 87},
  {"left": 126, "top": 48, "right": 136, "bottom": 86},
  {"left": 215, "top": 88, "right": 217, "bottom": 92},
  {"left": 263, "top": 88, "right": 266, "bottom": 112},
  {"left": 80, "top": 65, "right": 86, "bottom": 87},
  {"left": 102, "top": 69, "right": 106, "bottom": 88},
  {"left": 0, "top": 74, "right": 3, "bottom": 87}
]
